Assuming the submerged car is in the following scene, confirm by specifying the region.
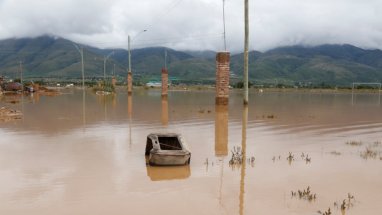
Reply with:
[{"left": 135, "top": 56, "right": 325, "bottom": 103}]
[{"left": 145, "top": 133, "right": 191, "bottom": 166}]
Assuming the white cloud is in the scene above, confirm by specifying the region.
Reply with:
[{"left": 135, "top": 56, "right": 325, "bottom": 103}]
[{"left": 1, "top": 0, "right": 382, "bottom": 52}]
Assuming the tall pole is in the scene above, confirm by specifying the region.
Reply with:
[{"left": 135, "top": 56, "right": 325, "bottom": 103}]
[
  {"left": 103, "top": 56, "right": 106, "bottom": 82},
  {"left": 128, "top": 35, "right": 131, "bottom": 73},
  {"left": 164, "top": 49, "right": 167, "bottom": 69},
  {"left": 81, "top": 47, "right": 84, "bottom": 89},
  {"left": 243, "top": 0, "right": 249, "bottom": 105},
  {"left": 103, "top": 51, "right": 114, "bottom": 83},
  {"left": 127, "top": 30, "right": 147, "bottom": 93},
  {"left": 127, "top": 35, "right": 132, "bottom": 94},
  {"left": 19, "top": 61, "right": 23, "bottom": 87},
  {"left": 73, "top": 44, "right": 85, "bottom": 89}
]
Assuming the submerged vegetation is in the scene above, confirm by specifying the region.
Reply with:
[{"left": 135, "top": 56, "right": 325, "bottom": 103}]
[
  {"left": 319, "top": 193, "right": 356, "bottom": 215},
  {"left": 345, "top": 141, "right": 363, "bottom": 146},
  {"left": 291, "top": 186, "right": 317, "bottom": 202},
  {"left": 360, "top": 147, "right": 379, "bottom": 159},
  {"left": 228, "top": 146, "right": 255, "bottom": 167},
  {"left": 345, "top": 140, "right": 382, "bottom": 160}
]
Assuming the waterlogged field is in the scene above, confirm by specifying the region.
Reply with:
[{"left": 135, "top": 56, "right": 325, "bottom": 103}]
[{"left": 0, "top": 88, "right": 381, "bottom": 215}]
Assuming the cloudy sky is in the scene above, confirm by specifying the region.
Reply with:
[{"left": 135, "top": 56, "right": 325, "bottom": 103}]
[{"left": 0, "top": 0, "right": 381, "bottom": 52}]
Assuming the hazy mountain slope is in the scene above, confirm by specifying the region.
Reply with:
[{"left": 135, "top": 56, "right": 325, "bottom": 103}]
[{"left": 1, "top": 36, "right": 382, "bottom": 86}]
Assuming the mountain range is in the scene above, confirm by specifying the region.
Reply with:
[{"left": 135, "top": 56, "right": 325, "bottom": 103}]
[{"left": 1, "top": 36, "right": 382, "bottom": 86}]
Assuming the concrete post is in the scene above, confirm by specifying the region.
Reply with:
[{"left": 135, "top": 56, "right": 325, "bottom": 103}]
[
  {"left": 161, "top": 68, "right": 168, "bottom": 97},
  {"left": 127, "top": 71, "right": 132, "bottom": 95},
  {"left": 215, "top": 52, "right": 230, "bottom": 105},
  {"left": 215, "top": 104, "right": 228, "bottom": 156}
]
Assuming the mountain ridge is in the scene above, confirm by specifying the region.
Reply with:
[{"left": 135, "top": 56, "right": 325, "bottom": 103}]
[{"left": 0, "top": 36, "right": 382, "bottom": 86}]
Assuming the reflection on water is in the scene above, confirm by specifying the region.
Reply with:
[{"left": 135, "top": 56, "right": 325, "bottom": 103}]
[
  {"left": 352, "top": 90, "right": 381, "bottom": 106},
  {"left": 215, "top": 104, "right": 228, "bottom": 156},
  {"left": 1, "top": 89, "right": 382, "bottom": 215},
  {"left": 239, "top": 105, "right": 248, "bottom": 215},
  {"left": 82, "top": 90, "right": 86, "bottom": 127},
  {"left": 128, "top": 94, "right": 133, "bottom": 147},
  {"left": 146, "top": 165, "right": 191, "bottom": 181},
  {"left": 161, "top": 97, "right": 168, "bottom": 126}
]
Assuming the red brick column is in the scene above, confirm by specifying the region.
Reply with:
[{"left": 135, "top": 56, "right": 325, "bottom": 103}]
[
  {"left": 127, "top": 71, "right": 132, "bottom": 95},
  {"left": 161, "top": 68, "right": 168, "bottom": 97},
  {"left": 215, "top": 52, "right": 230, "bottom": 105},
  {"left": 215, "top": 104, "right": 228, "bottom": 156}
]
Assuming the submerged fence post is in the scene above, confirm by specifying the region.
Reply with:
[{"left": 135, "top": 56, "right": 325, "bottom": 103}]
[
  {"left": 127, "top": 71, "right": 132, "bottom": 95},
  {"left": 162, "top": 68, "right": 168, "bottom": 97},
  {"left": 215, "top": 52, "right": 230, "bottom": 105}
]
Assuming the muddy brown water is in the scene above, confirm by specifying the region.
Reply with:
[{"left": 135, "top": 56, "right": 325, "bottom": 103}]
[{"left": 0, "top": 89, "right": 381, "bottom": 215}]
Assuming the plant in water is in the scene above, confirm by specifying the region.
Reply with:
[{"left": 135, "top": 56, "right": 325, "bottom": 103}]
[
  {"left": 330, "top": 151, "right": 341, "bottom": 156},
  {"left": 360, "top": 147, "right": 378, "bottom": 159},
  {"left": 333, "top": 193, "right": 356, "bottom": 212},
  {"left": 305, "top": 154, "right": 311, "bottom": 163},
  {"left": 318, "top": 207, "right": 331, "bottom": 215},
  {"left": 229, "top": 146, "right": 243, "bottom": 166},
  {"left": 291, "top": 186, "right": 317, "bottom": 202},
  {"left": 287, "top": 152, "right": 294, "bottom": 164},
  {"left": 345, "top": 141, "right": 362, "bottom": 146}
]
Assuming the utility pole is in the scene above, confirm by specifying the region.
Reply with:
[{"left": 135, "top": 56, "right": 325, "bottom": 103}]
[
  {"left": 128, "top": 35, "right": 131, "bottom": 73},
  {"left": 127, "top": 34, "right": 133, "bottom": 94},
  {"left": 81, "top": 47, "right": 84, "bottom": 89},
  {"left": 73, "top": 44, "right": 85, "bottom": 89},
  {"left": 243, "top": 0, "right": 249, "bottom": 105},
  {"left": 127, "top": 30, "right": 147, "bottom": 94},
  {"left": 19, "top": 61, "right": 23, "bottom": 87},
  {"left": 222, "top": 0, "right": 227, "bottom": 51},
  {"left": 103, "top": 51, "right": 114, "bottom": 83},
  {"left": 164, "top": 49, "right": 167, "bottom": 69}
]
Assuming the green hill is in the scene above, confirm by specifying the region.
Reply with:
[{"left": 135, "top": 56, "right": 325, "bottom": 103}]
[{"left": 1, "top": 36, "right": 382, "bottom": 86}]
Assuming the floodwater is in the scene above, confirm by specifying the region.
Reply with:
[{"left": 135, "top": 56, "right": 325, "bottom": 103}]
[{"left": 0, "top": 88, "right": 381, "bottom": 215}]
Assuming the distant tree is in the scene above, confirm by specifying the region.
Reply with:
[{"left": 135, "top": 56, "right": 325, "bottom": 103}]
[{"left": 234, "top": 81, "right": 253, "bottom": 88}]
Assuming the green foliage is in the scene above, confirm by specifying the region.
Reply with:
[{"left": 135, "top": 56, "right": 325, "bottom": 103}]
[
  {"left": 1, "top": 36, "right": 382, "bottom": 87},
  {"left": 234, "top": 81, "right": 253, "bottom": 88}
]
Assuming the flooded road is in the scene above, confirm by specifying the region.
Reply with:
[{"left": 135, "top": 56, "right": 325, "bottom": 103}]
[{"left": 0, "top": 89, "right": 381, "bottom": 215}]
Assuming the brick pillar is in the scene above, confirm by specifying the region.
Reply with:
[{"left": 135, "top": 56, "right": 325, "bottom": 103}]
[
  {"left": 161, "top": 96, "right": 168, "bottom": 126},
  {"left": 215, "top": 52, "right": 230, "bottom": 105},
  {"left": 215, "top": 104, "right": 228, "bottom": 156},
  {"left": 111, "top": 76, "right": 116, "bottom": 88},
  {"left": 127, "top": 71, "right": 132, "bottom": 95},
  {"left": 161, "top": 68, "right": 168, "bottom": 97}
]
